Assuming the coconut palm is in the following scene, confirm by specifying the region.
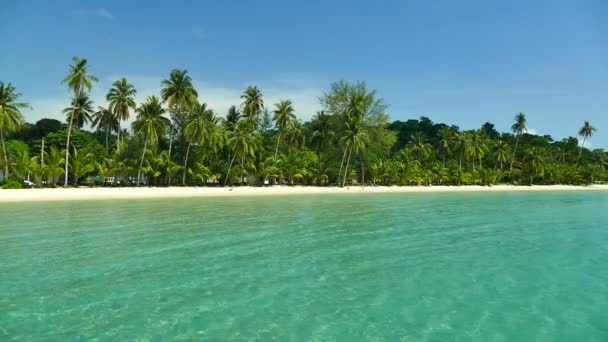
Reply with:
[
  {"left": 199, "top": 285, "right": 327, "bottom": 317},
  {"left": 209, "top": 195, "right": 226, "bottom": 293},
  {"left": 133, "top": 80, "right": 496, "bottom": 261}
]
[
  {"left": 453, "top": 131, "right": 469, "bottom": 171},
  {"left": 91, "top": 106, "right": 119, "bottom": 152},
  {"left": 508, "top": 113, "right": 527, "bottom": 178},
  {"left": 0, "top": 82, "right": 30, "bottom": 180},
  {"left": 408, "top": 131, "right": 432, "bottom": 162},
  {"left": 63, "top": 93, "right": 94, "bottom": 129},
  {"left": 106, "top": 78, "right": 136, "bottom": 142},
  {"left": 241, "top": 86, "right": 264, "bottom": 129},
  {"left": 524, "top": 147, "right": 545, "bottom": 184},
  {"left": 311, "top": 110, "right": 333, "bottom": 154},
  {"left": 44, "top": 146, "right": 65, "bottom": 186},
  {"left": 341, "top": 119, "right": 366, "bottom": 187},
  {"left": 224, "top": 121, "right": 260, "bottom": 185},
  {"left": 272, "top": 99, "right": 296, "bottom": 160},
  {"left": 61, "top": 57, "right": 98, "bottom": 186},
  {"left": 286, "top": 118, "right": 305, "bottom": 149},
  {"left": 493, "top": 139, "right": 510, "bottom": 170},
  {"left": 576, "top": 121, "right": 597, "bottom": 166},
  {"left": 69, "top": 147, "right": 95, "bottom": 186},
  {"left": 437, "top": 127, "right": 454, "bottom": 168},
  {"left": 225, "top": 105, "right": 241, "bottom": 132},
  {"left": 161, "top": 69, "right": 198, "bottom": 157},
  {"left": 468, "top": 130, "right": 487, "bottom": 171},
  {"left": 183, "top": 102, "right": 216, "bottom": 184},
  {"left": 132, "top": 96, "right": 170, "bottom": 185}
]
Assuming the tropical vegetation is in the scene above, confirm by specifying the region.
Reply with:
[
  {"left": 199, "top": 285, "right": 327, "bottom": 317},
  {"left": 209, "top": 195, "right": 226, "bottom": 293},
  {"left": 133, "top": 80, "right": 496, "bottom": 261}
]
[{"left": 1, "top": 58, "right": 606, "bottom": 188}]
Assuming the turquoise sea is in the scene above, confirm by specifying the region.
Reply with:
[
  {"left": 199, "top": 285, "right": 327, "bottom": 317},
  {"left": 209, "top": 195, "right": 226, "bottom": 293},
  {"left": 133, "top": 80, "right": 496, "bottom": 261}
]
[{"left": 1, "top": 192, "right": 607, "bottom": 341}]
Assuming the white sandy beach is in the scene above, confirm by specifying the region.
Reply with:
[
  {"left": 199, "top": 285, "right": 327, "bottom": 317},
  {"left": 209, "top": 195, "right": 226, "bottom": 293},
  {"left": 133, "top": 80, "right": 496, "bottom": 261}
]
[{"left": 0, "top": 185, "right": 607, "bottom": 202}]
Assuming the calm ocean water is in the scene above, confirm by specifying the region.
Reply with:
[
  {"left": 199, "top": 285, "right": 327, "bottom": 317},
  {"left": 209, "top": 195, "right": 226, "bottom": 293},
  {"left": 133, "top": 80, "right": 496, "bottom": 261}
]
[{"left": 1, "top": 192, "right": 607, "bottom": 341}]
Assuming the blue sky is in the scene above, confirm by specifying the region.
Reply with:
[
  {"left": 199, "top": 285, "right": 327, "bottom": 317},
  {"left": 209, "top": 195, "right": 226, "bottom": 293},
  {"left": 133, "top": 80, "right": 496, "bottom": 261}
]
[{"left": 1, "top": 0, "right": 607, "bottom": 147}]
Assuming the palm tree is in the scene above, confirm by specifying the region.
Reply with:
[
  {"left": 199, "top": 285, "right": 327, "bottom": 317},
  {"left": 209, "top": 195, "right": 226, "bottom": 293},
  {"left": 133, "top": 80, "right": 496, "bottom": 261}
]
[
  {"left": 183, "top": 102, "right": 216, "bottom": 184},
  {"left": 0, "top": 82, "right": 30, "bottom": 180},
  {"left": 61, "top": 57, "right": 98, "bottom": 186},
  {"left": 408, "top": 131, "right": 432, "bottom": 162},
  {"left": 493, "top": 139, "right": 510, "bottom": 170},
  {"left": 106, "top": 78, "right": 136, "bottom": 143},
  {"left": 524, "top": 147, "right": 545, "bottom": 184},
  {"left": 286, "top": 118, "right": 305, "bottom": 149},
  {"left": 576, "top": 121, "right": 597, "bottom": 166},
  {"left": 468, "top": 130, "right": 487, "bottom": 171},
  {"left": 241, "top": 85, "right": 264, "bottom": 129},
  {"left": 63, "top": 93, "right": 94, "bottom": 129},
  {"left": 69, "top": 147, "right": 95, "bottom": 186},
  {"left": 453, "top": 131, "right": 468, "bottom": 171},
  {"left": 508, "top": 113, "right": 527, "bottom": 178},
  {"left": 225, "top": 105, "right": 241, "bottom": 132},
  {"left": 311, "top": 110, "right": 333, "bottom": 154},
  {"left": 272, "top": 100, "right": 296, "bottom": 160},
  {"left": 341, "top": 119, "right": 366, "bottom": 187},
  {"left": 437, "top": 127, "right": 454, "bottom": 168},
  {"left": 161, "top": 69, "right": 198, "bottom": 158},
  {"left": 224, "top": 121, "right": 260, "bottom": 186},
  {"left": 132, "top": 96, "right": 170, "bottom": 185},
  {"left": 45, "top": 146, "right": 65, "bottom": 186},
  {"left": 91, "top": 106, "right": 119, "bottom": 152}
]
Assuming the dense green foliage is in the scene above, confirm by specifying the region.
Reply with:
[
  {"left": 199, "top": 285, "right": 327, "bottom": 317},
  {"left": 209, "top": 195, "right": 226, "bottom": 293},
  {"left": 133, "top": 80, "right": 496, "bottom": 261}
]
[{"left": 1, "top": 58, "right": 606, "bottom": 187}]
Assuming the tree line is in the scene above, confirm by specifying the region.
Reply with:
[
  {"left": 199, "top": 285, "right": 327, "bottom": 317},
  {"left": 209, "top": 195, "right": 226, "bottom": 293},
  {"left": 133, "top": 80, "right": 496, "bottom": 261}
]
[{"left": 0, "top": 57, "right": 605, "bottom": 189}]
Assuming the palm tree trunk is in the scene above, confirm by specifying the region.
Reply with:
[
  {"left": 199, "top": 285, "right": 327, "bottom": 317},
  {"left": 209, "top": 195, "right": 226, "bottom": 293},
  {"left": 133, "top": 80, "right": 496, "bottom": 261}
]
[
  {"left": 274, "top": 132, "right": 281, "bottom": 160},
  {"left": 361, "top": 154, "right": 365, "bottom": 189},
  {"left": 168, "top": 123, "right": 174, "bottom": 158},
  {"left": 137, "top": 138, "right": 148, "bottom": 186},
  {"left": 338, "top": 146, "right": 348, "bottom": 185},
  {"left": 64, "top": 108, "right": 76, "bottom": 187},
  {"left": 342, "top": 146, "right": 353, "bottom": 187},
  {"left": 182, "top": 143, "right": 191, "bottom": 185},
  {"left": 459, "top": 151, "right": 463, "bottom": 171},
  {"left": 1, "top": 128, "right": 8, "bottom": 182},
  {"left": 508, "top": 134, "right": 520, "bottom": 178},
  {"left": 105, "top": 124, "right": 109, "bottom": 153},
  {"left": 576, "top": 137, "right": 586, "bottom": 166},
  {"left": 117, "top": 125, "right": 121, "bottom": 145},
  {"left": 224, "top": 152, "right": 237, "bottom": 186}
]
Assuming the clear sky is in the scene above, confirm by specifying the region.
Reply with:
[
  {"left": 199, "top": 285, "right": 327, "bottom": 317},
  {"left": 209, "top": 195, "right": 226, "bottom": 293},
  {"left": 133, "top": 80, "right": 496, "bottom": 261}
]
[{"left": 1, "top": 0, "right": 607, "bottom": 147}]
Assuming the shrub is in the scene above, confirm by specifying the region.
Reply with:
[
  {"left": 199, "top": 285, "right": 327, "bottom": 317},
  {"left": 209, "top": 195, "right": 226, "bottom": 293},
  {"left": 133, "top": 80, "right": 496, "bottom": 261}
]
[{"left": 2, "top": 179, "right": 24, "bottom": 189}]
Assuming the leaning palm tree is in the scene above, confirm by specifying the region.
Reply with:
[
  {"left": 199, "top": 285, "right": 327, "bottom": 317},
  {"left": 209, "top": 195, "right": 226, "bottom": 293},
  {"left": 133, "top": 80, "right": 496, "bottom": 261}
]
[
  {"left": 91, "top": 106, "right": 119, "bottom": 152},
  {"left": 161, "top": 69, "right": 198, "bottom": 158},
  {"left": 106, "top": 78, "right": 136, "bottom": 142},
  {"left": 61, "top": 57, "right": 98, "bottom": 186},
  {"left": 0, "top": 82, "right": 30, "bottom": 180},
  {"left": 341, "top": 119, "right": 366, "bottom": 187},
  {"left": 508, "top": 113, "right": 527, "bottom": 178},
  {"left": 241, "top": 85, "right": 264, "bottom": 129},
  {"left": 183, "top": 102, "right": 214, "bottom": 184},
  {"left": 576, "top": 121, "right": 597, "bottom": 166},
  {"left": 272, "top": 99, "right": 296, "bottom": 160},
  {"left": 132, "top": 96, "right": 170, "bottom": 185}
]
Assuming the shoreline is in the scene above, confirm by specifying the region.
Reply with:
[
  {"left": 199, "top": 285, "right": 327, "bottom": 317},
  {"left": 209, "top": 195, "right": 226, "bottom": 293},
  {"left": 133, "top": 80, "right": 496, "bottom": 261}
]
[{"left": 0, "top": 184, "right": 607, "bottom": 203}]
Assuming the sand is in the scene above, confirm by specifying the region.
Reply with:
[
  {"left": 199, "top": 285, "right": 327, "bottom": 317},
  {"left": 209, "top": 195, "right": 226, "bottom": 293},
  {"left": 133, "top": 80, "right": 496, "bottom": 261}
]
[{"left": 0, "top": 184, "right": 607, "bottom": 202}]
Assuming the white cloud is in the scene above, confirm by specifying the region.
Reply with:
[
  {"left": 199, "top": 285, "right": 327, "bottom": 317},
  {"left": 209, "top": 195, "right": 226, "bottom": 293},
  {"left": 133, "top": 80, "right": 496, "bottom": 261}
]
[
  {"left": 526, "top": 128, "right": 539, "bottom": 136},
  {"left": 72, "top": 8, "right": 114, "bottom": 20}
]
